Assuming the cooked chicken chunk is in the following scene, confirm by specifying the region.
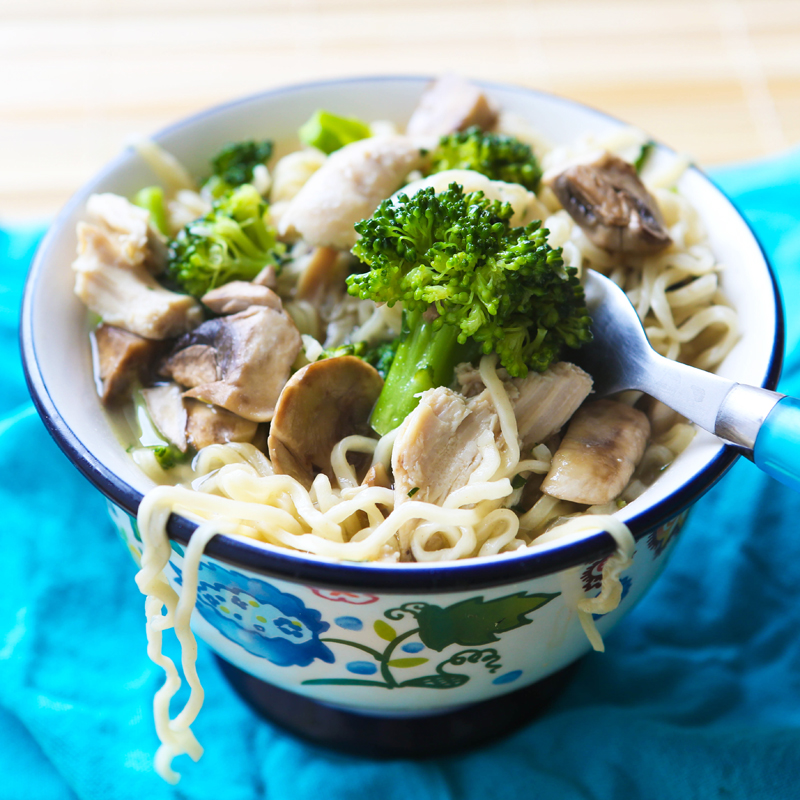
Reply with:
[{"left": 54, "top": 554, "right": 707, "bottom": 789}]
[
  {"left": 185, "top": 399, "right": 259, "bottom": 450},
  {"left": 278, "top": 136, "right": 428, "bottom": 249},
  {"left": 406, "top": 75, "right": 498, "bottom": 138},
  {"left": 392, "top": 387, "right": 500, "bottom": 507},
  {"left": 85, "top": 192, "right": 166, "bottom": 274},
  {"left": 201, "top": 282, "right": 283, "bottom": 315},
  {"left": 91, "top": 324, "right": 163, "bottom": 405},
  {"left": 455, "top": 361, "right": 593, "bottom": 447},
  {"left": 511, "top": 363, "right": 594, "bottom": 447},
  {"left": 73, "top": 221, "right": 202, "bottom": 340},
  {"left": 268, "top": 356, "right": 383, "bottom": 489},
  {"left": 547, "top": 153, "right": 671, "bottom": 255},
  {"left": 399, "top": 169, "right": 546, "bottom": 226},
  {"left": 164, "top": 305, "right": 301, "bottom": 422},
  {"left": 541, "top": 399, "right": 650, "bottom": 506},
  {"left": 141, "top": 383, "right": 188, "bottom": 452}
]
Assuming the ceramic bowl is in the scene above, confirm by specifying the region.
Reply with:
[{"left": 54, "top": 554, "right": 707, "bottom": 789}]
[{"left": 21, "top": 76, "right": 783, "bottom": 754}]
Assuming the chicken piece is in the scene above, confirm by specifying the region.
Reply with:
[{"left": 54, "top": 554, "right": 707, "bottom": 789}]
[
  {"left": 399, "top": 169, "right": 544, "bottom": 227},
  {"left": 455, "top": 361, "right": 593, "bottom": 447},
  {"left": 511, "top": 363, "right": 594, "bottom": 447},
  {"left": 268, "top": 356, "right": 383, "bottom": 489},
  {"left": 546, "top": 153, "right": 671, "bottom": 255},
  {"left": 86, "top": 192, "right": 166, "bottom": 274},
  {"left": 278, "top": 136, "right": 428, "bottom": 249},
  {"left": 406, "top": 75, "right": 498, "bottom": 138},
  {"left": 201, "top": 282, "right": 283, "bottom": 316},
  {"left": 91, "top": 324, "right": 163, "bottom": 405},
  {"left": 141, "top": 383, "right": 188, "bottom": 452},
  {"left": 541, "top": 399, "right": 650, "bottom": 506},
  {"left": 185, "top": 399, "right": 259, "bottom": 450},
  {"left": 163, "top": 306, "right": 301, "bottom": 422},
  {"left": 392, "top": 387, "right": 500, "bottom": 507},
  {"left": 73, "top": 223, "right": 202, "bottom": 340}
]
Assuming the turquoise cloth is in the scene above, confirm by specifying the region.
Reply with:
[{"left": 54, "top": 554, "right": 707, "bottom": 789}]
[{"left": 3, "top": 152, "right": 800, "bottom": 799}]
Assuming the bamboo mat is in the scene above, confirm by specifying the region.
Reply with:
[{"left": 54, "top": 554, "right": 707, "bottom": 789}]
[{"left": 2, "top": 0, "right": 799, "bottom": 220}]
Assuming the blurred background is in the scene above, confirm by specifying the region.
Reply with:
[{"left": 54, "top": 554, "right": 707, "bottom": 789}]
[{"left": 2, "top": 0, "right": 799, "bottom": 222}]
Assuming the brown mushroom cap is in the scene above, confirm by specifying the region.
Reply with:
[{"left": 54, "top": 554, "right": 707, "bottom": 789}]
[
  {"left": 268, "top": 356, "right": 384, "bottom": 489},
  {"left": 548, "top": 152, "right": 671, "bottom": 255},
  {"left": 161, "top": 305, "right": 301, "bottom": 422}
]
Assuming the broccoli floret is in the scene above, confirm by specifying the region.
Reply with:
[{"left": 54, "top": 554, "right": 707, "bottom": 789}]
[
  {"left": 362, "top": 339, "right": 398, "bottom": 379},
  {"left": 167, "top": 184, "right": 285, "bottom": 297},
  {"left": 151, "top": 444, "right": 190, "bottom": 471},
  {"left": 317, "top": 339, "right": 399, "bottom": 380},
  {"left": 298, "top": 109, "right": 371, "bottom": 154},
  {"left": 203, "top": 139, "right": 274, "bottom": 197},
  {"left": 347, "top": 184, "right": 591, "bottom": 433},
  {"left": 429, "top": 127, "right": 543, "bottom": 191},
  {"left": 133, "top": 186, "right": 169, "bottom": 236}
]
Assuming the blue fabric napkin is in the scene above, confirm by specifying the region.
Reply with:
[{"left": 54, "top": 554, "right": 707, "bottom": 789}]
[{"left": 3, "top": 152, "right": 800, "bottom": 800}]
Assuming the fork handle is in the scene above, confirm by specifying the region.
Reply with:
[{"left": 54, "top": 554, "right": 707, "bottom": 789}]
[{"left": 753, "top": 396, "right": 800, "bottom": 493}]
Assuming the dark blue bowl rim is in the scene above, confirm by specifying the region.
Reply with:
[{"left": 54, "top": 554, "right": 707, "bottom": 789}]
[{"left": 20, "top": 75, "right": 785, "bottom": 594}]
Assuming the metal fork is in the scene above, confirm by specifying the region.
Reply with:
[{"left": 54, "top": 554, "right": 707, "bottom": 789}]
[{"left": 568, "top": 269, "right": 800, "bottom": 493}]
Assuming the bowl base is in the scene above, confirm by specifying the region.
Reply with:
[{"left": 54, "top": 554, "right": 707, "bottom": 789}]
[{"left": 215, "top": 655, "right": 578, "bottom": 758}]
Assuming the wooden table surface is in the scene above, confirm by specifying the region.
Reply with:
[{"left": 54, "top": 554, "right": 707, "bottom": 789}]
[{"left": 3, "top": 0, "right": 799, "bottom": 221}]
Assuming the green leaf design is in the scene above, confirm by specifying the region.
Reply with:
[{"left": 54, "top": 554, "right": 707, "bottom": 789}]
[
  {"left": 374, "top": 620, "right": 397, "bottom": 641},
  {"left": 415, "top": 592, "right": 560, "bottom": 652},
  {"left": 399, "top": 673, "right": 470, "bottom": 689},
  {"left": 387, "top": 657, "right": 429, "bottom": 668}
]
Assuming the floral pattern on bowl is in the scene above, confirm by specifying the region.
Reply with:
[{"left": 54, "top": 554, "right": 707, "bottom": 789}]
[{"left": 172, "top": 562, "right": 335, "bottom": 667}]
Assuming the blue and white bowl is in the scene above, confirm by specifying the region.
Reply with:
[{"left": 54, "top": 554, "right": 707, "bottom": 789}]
[{"left": 21, "top": 77, "right": 783, "bottom": 750}]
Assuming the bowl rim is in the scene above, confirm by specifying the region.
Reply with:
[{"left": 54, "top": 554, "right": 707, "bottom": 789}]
[{"left": 20, "top": 74, "right": 785, "bottom": 593}]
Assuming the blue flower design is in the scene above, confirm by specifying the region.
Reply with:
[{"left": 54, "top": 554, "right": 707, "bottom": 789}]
[{"left": 172, "top": 562, "right": 334, "bottom": 667}]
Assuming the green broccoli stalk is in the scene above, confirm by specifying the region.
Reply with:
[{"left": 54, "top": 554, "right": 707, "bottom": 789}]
[
  {"left": 133, "top": 186, "right": 169, "bottom": 236},
  {"left": 203, "top": 139, "right": 274, "bottom": 197},
  {"left": 298, "top": 109, "right": 371, "bottom": 154},
  {"left": 347, "top": 184, "right": 591, "bottom": 434},
  {"left": 429, "top": 127, "right": 542, "bottom": 191},
  {"left": 167, "top": 183, "right": 285, "bottom": 297}
]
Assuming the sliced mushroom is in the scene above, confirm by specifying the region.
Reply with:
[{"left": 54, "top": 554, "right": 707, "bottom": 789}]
[
  {"left": 91, "top": 324, "right": 163, "bottom": 405},
  {"left": 278, "top": 135, "right": 428, "bottom": 249},
  {"left": 252, "top": 264, "right": 278, "bottom": 289},
  {"left": 141, "top": 383, "right": 188, "bottom": 452},
  {"left": 161, "top": 344, "right": 218, "bottom": 388},
  {"left": 163, "top": 305, "right": 301, "bottom": 422},
  {"left": 406, "top": 75, "right": 498, "bottom": 138},
  {"left": 185, "top": 399, "right": 259, "bottom": 450},
  {"left": 268, "top": 356, "right": 383, "bottom": 489},
  {"left": 201, "top": 282, "right": 283, "bottom": 315},
  {"left": 547, "top": 153, "right": 671, "bottom": 254},
  {"left": 541, "top": 399, "right": 650, "bottom": 506}
]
